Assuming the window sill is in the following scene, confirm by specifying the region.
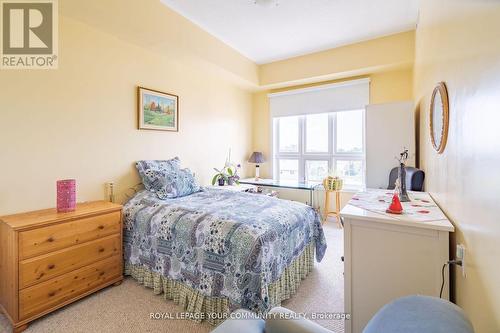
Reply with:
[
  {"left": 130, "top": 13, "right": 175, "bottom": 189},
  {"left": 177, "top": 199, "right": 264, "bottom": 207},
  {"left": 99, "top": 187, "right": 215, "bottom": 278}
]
[{"left": 314, "top": 186, "right": 363, "bottom": 193}]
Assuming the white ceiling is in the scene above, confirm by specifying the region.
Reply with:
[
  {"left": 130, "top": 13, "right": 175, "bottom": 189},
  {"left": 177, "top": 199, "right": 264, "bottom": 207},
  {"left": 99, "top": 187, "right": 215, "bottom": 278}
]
[{"left": 160, "top": 0, "right": 419, "bottom": 64}]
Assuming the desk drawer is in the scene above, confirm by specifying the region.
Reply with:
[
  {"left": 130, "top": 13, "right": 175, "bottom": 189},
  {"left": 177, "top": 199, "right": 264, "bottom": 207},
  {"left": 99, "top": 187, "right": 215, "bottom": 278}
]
[
  {"left": 19, "top": 234, "right": 120, "bottom": 289},
  {"left": 19, "top": 211, "right": 121, "bottom": 260},
  {"left": 19, "top": 255, "right": 121, "bottom": 320}
]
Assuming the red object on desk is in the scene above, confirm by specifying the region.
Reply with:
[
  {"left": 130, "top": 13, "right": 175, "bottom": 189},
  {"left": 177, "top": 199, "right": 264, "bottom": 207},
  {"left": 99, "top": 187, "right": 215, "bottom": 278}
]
[{"left": 386, "top": 194, "right": 403, "bottom": 214}]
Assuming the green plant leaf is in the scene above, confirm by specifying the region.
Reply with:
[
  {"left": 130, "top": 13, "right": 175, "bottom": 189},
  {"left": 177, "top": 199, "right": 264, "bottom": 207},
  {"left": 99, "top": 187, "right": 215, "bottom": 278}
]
[
  {"left": 211, "top": 174, "right": 218, "bottom": 185},
  {"left": 227, "top": 168, "right": 233, "bottom": 176}
]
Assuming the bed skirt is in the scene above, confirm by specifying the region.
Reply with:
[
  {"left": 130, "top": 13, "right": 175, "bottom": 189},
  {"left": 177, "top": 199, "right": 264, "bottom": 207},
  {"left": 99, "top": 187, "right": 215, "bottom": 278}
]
[{"left": 124, "top": 242, "right": 315, "bottom": 325}]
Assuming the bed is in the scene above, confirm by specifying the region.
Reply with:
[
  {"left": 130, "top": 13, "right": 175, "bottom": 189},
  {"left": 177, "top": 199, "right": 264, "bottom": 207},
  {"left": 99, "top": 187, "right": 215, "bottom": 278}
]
[{"left": 123, "top": 187, "right": 327, "bottom": 324}]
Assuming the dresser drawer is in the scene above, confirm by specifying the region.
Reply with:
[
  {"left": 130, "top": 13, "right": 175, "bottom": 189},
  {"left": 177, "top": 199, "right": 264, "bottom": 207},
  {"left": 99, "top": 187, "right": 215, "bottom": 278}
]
[
  {"left": 19, "top": 234, "right": 121, "bottom": 289},
  {"left": 19, "top": 255, "right": 121, "bottom": 320},
  {"left": 19, "top": 211, "right": 121, "bottom": 260}
]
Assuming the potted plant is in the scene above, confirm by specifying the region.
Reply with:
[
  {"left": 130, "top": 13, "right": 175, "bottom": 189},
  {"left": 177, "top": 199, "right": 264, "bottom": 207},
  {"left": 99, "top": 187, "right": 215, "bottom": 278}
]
[
  {"left": 323, "top": 169, "right": 343, "bottom": 191},
  {"left": 226, "top": 164, "right": 241, "bottom": 186},
  {"left": 212, "top": 168, "right": 229, "bottom": 186}
]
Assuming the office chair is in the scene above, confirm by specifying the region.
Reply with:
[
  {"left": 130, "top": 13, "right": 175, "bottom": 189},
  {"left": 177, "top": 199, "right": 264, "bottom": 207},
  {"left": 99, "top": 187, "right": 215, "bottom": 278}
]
[{"left": 388, "top": 167, "right": 425, "bottom": 191}]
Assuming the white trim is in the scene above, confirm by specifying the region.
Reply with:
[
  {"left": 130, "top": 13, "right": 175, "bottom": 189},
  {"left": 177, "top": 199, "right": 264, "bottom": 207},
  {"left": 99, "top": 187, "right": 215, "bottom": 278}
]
[{"left": 267, "top": 78, "right": 370, "bottom": 98}]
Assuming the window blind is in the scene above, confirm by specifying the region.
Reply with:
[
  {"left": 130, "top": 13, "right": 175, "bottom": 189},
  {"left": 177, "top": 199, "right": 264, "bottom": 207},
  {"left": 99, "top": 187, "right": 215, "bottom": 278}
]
[{"left": 268, "top": 78, "right": 370, "bottom": 117}]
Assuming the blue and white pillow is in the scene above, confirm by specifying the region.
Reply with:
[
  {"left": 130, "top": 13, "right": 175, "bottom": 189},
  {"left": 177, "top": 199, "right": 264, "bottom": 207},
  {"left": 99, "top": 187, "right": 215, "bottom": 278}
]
[
  {"left": 136, "top": 157, "right": 181, "bottom": 193},
  {"left": 156, "top": 168, "right": 201, "bottom": 199}
]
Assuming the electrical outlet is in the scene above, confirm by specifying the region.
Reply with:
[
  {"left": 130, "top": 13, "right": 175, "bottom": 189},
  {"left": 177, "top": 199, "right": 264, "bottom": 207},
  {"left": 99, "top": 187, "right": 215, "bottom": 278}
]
[{"left": 456, "top": 244, "right": 466, "bottom": 278}]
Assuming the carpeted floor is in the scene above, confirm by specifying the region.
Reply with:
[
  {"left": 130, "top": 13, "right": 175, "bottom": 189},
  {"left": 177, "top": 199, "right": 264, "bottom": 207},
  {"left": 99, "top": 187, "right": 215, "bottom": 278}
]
[{"left": 0, "top": 221, "right": 344, "bottom": 333}]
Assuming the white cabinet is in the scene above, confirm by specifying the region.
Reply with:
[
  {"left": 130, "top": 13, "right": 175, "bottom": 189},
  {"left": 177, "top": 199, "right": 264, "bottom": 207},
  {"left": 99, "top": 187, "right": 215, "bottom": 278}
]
[{"left": 341, "top": 189, "right": 454, "bottom": 333}]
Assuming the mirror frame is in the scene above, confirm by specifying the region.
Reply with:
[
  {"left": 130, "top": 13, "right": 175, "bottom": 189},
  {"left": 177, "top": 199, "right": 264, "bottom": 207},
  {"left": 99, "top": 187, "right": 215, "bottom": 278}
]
[{"left": 430, "top": 82, "right": 450, "bottom": 154}]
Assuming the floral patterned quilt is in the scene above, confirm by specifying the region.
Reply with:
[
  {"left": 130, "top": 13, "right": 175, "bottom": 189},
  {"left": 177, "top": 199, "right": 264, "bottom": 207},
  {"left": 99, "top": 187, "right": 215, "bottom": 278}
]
[{"left": 123, "top": 188, "right": 327, "bottom": 312}]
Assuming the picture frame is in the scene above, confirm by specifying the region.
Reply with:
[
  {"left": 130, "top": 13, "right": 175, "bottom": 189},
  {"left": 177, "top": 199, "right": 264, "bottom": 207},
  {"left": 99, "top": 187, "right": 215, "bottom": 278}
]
[{"left": 138, "top": 86, "right": 179, "bottom": 131}]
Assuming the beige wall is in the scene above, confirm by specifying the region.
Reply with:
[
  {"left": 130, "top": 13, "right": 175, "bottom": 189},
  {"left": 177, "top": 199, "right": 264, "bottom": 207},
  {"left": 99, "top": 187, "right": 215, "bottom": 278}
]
[
  {"left": 252, "top": 68, "right": 414, "bottom": 178},
  {"left": 60, "top": 0, "right": 258, "bottom": 89},
  {"left": 0, "top": 2, "right": 256, "bottom": 215},
  {"left": 414, "top": 1, "right": 500, "bottom": 331},
  {"left": 259, "top": 31, "right": 415, "bottom": 88}
]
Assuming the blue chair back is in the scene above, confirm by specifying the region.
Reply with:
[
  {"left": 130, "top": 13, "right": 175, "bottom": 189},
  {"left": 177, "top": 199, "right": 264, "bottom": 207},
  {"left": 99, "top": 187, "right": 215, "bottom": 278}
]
[{"left": 387, "top": 167, "right": 425, "bottom": 191}]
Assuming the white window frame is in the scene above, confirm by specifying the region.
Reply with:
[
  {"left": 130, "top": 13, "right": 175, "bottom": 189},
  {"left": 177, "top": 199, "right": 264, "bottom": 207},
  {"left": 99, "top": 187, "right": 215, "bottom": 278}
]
[{"left": 272, "top": 110, "right": 366, "bottom": 188}]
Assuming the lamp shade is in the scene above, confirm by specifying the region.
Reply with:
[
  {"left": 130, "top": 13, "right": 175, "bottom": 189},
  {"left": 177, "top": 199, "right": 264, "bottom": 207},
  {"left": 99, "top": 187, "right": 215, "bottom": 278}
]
[{"left": 248, "top": 152, "right": 265, "bottom": 164}]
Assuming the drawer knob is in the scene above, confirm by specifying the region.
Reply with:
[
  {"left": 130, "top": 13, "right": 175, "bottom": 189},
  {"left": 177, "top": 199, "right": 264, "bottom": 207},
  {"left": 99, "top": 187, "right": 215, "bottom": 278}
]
[
  {"left": 47, "top": 237, "right": 54, "bottom": 242},
  {"left": 48, "top": 291, "right": 56, "bottom": 297},
  {"left": 48, "top": 264, "right": 55, "bottom": 270},
  {"left": 98, "top": 225, "right": 105, "bottom": 230},
  {"left": 98, "top": 248, "right": 105, "bottom": 253}
]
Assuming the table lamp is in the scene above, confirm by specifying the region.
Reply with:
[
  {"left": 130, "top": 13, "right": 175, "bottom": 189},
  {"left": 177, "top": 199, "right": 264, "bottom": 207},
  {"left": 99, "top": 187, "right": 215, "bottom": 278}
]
[{"left": 248, "top": 152, "right": 265, "bottom": 180}]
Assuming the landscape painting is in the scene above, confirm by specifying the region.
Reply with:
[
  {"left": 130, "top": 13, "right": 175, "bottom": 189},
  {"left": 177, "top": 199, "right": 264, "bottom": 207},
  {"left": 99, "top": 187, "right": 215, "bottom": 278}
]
[{"left": 138, "top": 87, "right": 178, "bottom": 131}]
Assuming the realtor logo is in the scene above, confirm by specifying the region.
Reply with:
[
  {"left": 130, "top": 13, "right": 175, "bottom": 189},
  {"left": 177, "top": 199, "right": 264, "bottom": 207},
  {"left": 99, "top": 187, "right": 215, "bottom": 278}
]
[{"left": 1, "top": 0, "right": 58, "bottom": 69}]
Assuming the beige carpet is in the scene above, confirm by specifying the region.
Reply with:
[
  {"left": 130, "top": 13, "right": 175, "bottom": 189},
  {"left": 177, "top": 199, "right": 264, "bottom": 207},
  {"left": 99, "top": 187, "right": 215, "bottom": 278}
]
[{"left": 0, "top": 221, "right": 344, "bottom": 333}]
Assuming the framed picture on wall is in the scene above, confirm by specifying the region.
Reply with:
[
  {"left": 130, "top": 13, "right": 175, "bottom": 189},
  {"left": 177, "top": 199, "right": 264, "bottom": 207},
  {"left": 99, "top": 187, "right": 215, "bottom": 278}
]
[{"left": 138, "top": 86, "right": 179, "bottom": 131}]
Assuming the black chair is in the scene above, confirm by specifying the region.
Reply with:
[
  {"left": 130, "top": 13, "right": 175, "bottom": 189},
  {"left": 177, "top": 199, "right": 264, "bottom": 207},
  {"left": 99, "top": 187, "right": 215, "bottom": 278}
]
[{"left": 387, "top": 167, "right": 425, "bottom": 192}]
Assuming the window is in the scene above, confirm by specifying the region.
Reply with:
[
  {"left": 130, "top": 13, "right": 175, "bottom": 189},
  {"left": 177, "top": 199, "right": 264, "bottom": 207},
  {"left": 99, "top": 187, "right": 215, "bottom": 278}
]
[
  {"left": 305, "top": 160, "right": 329, "bottom": 182},
  {"left": 335, "top": 159, "right": 363, "bottom": 187},
  {"left": 278, "top": 116, "right": 299, "bottom": 153},
  {"left": 305, "top": 113, "right": 329, "bottom": 153},
  {"left": 336, "top": 110, "right": 363, "bottom": 153},
  {"left": 278, "top": 159, "right": 299, "bottom": 181},
  {"left": 273, "top": 110, "right": 365, "bottom": 188}
]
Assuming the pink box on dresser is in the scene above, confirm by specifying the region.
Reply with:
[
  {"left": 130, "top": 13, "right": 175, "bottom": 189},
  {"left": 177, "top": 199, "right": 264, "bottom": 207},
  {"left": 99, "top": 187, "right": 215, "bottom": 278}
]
[{"left": 56, "top": 179, "right": 76, "bottom": 212}]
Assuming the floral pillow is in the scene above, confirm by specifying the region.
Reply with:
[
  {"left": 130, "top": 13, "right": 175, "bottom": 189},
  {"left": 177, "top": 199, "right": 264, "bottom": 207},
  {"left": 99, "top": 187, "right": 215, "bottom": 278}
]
[
  {"left": 136, "top": 157, "right": 181, "bottom": 193},
  {"left": 156, "top": 168, "right": 201, "bottom": 199}
]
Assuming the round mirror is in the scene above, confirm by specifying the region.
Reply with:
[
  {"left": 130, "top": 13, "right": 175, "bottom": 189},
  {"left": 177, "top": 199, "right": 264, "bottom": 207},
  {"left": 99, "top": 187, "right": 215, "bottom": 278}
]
[{"left": 430, "top": 82, "right": 449, "bottom": 154}]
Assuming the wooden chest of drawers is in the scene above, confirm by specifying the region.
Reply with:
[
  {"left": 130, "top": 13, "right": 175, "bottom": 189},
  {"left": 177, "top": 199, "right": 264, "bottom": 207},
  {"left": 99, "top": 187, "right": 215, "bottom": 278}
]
[{"left": 0, "top": 201, "right": 123, "bottom": 333}]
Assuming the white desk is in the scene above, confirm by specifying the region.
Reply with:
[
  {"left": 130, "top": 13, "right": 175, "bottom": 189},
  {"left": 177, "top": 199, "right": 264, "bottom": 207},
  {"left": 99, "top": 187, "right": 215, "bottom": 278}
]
[
  {"left": 341, "top": 189, "right": 454, "bottom": 333},
  {"left": 239, "top": 178, "right": 320, "bottom": 206}
]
